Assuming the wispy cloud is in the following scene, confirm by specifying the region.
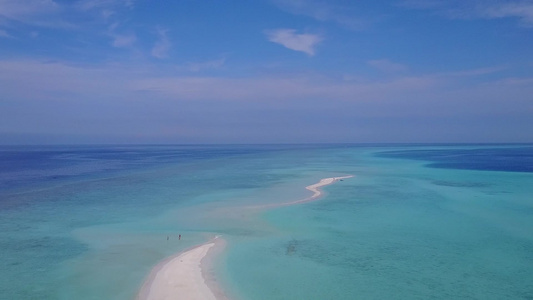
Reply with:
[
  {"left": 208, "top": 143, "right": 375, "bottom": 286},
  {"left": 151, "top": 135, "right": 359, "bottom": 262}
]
[
  {"left": 0, "top": 0, "right": 60, "bottom": 20},
  {"left": 0, "top": 29, "right": 11, "bottom": 38},
  {"left": 400, "top": 0, "right": 533, "bottom": 27},
  {"left": 0, "top": 0, "right": 69, "bottom": 28},
  {"left": 481, "top": 2, "right": 533, "bottom": 26},
  {"left": 437, "top": 66, "right": 506, "bottom": 77},
  {"left": 0, "top": 0, "right": 139, "bottom": 37},
  {"left": 151, "top": 27, "right": 171, "bottom": 59},
  {"left": 76, "top": 0, "right": 135, "bottom": 11},
  {"left": 399, "top": 0, "right": 445, "bottom": 10},
  {"left": 5, "top": 59, "right": 529, "bottom": 126},
  {"left": 272, "top": 0, "right": 368, "bottom": 30},
  {"left": 368, "top": 59, "right": 408, "bottom": 73},
  {"left": 76, "top": 0, "right": 135, "bottom": 23},
  {"left": 187, "top": 58, "right": 226, "bottom": 72},
  {"left": 0, "top": 60, "right": 122, "bottom": 100},
  {"left": 111, "top": 32, "right": 136, "bottom": 47},
  {"left": 265, "top": 28, "right": 323, "bottom": 56},
  {"left": 2, "top": 59, "right": 531, "bottom": 144},
  {"left": 0, "top": 59, "right": 438, "bottom": 103}
]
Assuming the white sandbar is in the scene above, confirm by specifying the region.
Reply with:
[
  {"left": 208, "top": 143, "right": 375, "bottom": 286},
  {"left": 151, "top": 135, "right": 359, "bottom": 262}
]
[
  {"left": 137, "top": 175, "right": 352, "bottom": 299},
  {"left": 280, "top": 175, "right": 354, "bottom": 207},
  {"left": 137, "top": 237, "right": 224, "bottom": 300},
  {"left": 306, "top": 176, "right": 352, "bottom": 199}
]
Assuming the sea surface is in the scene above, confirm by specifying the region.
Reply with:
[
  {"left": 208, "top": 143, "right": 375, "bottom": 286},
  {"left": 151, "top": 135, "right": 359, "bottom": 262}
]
[{"left": 1, "top": 144, "right": 532, "bottom": 299}]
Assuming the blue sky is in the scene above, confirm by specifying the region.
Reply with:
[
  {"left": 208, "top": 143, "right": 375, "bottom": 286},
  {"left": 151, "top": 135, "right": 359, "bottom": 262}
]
[{"left": 0, "top": 0, "right": 532, "bottom": 144}]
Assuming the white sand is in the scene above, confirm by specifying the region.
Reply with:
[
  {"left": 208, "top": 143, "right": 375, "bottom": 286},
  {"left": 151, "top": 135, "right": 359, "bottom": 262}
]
[
  {"left": 306, "top": 176, "right": 352, "bottom": 199},
  {"left": 280, "top": 175, "right": 354, "bottom": 206},
  {"left": 137, "top": 238, "right": 224, "bottom": 300},
  {"left": 137, "top": 175, "right": 353, "bottom": 300}
]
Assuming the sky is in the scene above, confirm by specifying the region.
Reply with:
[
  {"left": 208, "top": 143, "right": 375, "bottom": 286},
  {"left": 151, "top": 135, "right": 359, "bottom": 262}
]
[{"left": 0, "top": 0, "right": 532, "bottom": 144}]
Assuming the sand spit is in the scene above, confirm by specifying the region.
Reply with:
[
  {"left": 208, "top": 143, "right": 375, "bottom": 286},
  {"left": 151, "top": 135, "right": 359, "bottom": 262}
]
[
  {"left": 280, "top": 175, "right": 354, "bottom": 207},
  {"left": 137, "top": 237, "right": 226, "bottom": 300},
  {"left": 306, "top": 176, "right": 353, "bottom": 199},
  {"left": 137, "top": 175, "right": 352, "bottom": 300}
]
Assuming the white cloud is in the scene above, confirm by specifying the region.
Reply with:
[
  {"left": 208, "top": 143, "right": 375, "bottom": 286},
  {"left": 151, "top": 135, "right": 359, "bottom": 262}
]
[
  {"left": 1, "top": 60, "right": 531, "bottom": 143},
  {"left": 0, "top": 60, "right": 123, "bottom": 100},
  {"left": 482, "top": 2, "right": 533, "bottom": 25},
  {"left": 0, "top": 0, "right": 137, "bottom": 34},
  {"left": 438, "top": 66, "right": 505, "bottom": 77},
  {"left": 77, "top": 0, "right": 134, "bottom": 11},
  {"left": 187, "top": 58, "right": 226, "bottom": 72},
  {"left": 151, "top": 27, "right": 171, "bottom": 59},
  {"left": 76, "top": 0, "right": 135, "bottom": 24},
  {"left": 0, "top": 59, "right": 439, "bottom": 103},
  {"left": 133, "top": 75, "right": 438, "bottom": 102},
  {"left": 399, "top": 0, "right": 445, "bottom": 10},
  {"left": 1, "top": 59, "right": 529, "bottom": 107},
  {"left": 368, "top": 59, "right": 408, "bottom": 73},
  {"left": 265, "top": 28, "right": 323, "bottom": 56},
  {"left": 76, "top": 0, "right": 136, "bottom": 29},
  {"left": 101, "top": 9, "right": 114, "bottom": 18},
  {"left": 272, "top": 0, "right": 367, "bottom": 30},
  {"left": 106, "top": 21, "right": 136, "bottom": 48},
  {"left": 400, "top": 0, "right": 533, "bottom": 27},
  {"left": 0, "top": 0, "right": 60, "bottom": 19},
  {"left": 0, "top": 0, "right": 68, "bottom": 28},
  {"left": 0, "top": 29, "right": 11, "bottom": 38},
  {"left": 111, "top": 32, "right": 136, "bottom": 47}
]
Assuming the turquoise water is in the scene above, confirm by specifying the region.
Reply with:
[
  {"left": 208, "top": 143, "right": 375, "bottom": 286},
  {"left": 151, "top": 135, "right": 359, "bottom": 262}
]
[{"left": 1, "top": 145, "right": 532, "bottom": 299}]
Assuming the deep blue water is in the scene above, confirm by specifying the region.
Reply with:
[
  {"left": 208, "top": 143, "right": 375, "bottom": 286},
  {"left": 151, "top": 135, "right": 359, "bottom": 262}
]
[
  {"left": 377, "top": 146, "right": 533, "bottom": 173},
  {"left": 0, "top": 145, "right": 304, "bottom": 194}
]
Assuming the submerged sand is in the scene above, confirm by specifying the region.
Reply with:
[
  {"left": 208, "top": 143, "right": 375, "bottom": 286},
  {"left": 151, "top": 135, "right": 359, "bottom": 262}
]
[
  {"left": 281, "top": 175, "right": 354, "bottom": 206},
  {"left": 137, "top": 176, "right": 352, "bottom": 300},
  {"left": 305, "top": 176, "right": 353, "bottom": 200}
]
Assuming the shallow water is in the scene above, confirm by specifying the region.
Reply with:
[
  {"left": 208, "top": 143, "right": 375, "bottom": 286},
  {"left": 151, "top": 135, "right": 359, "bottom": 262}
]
[{"left": 1, "top": 145, "right": 532, "bottom": 299}]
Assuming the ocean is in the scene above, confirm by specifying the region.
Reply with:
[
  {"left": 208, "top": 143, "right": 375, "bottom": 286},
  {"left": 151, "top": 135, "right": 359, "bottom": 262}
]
[{"left": 1, "top": 144, "right": 532, "bottom": 299}]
